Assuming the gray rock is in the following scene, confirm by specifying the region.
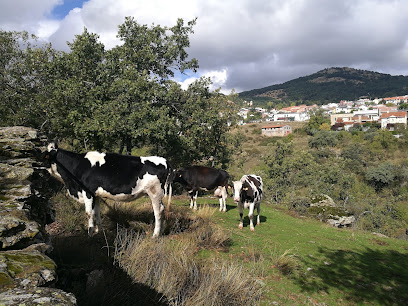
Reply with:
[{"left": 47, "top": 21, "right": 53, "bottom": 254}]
[
  {"left": 310, "top": 194, "right": 336, "bottom": 207},
  {"left": 0, "top": 249, "right": 56, "bottom": 289},
  {"left": 0, "top": 126, "right": 76, "bottom": 304},
  {"left": 0, "top": 287, "right": 77, "bottom": 305},
  {"left": 327, "top": 215, "right": 356, "bottom": 228}
]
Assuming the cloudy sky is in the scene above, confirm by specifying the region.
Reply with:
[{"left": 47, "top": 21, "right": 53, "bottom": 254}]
[{"left": 1, "top": 0, "right": 408, "bottom": 94}]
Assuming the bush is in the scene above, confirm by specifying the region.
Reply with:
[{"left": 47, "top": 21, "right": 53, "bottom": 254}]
[
  {"left": 365, "top": 162, "right": 400, "bottom": 191},
  {"left": 308, "top": 131, "right": 338, "bottom": 149}
]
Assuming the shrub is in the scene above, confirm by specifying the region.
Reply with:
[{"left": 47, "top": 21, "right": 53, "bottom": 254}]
[
  {"left": 308, "top": 131, "right": 338, "bottom": 149},
  {"left": 365, "top": 162, "right": 400, "bottom": 191}
]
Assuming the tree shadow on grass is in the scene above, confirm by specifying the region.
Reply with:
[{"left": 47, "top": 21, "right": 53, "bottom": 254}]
[{"left": 293, "top": 246, "right": 408, "bottom": 304}]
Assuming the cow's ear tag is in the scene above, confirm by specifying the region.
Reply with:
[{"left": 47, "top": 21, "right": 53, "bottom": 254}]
[
  {"left": 179, "top": 174, "right": 182, "bottom": 177},
  {"left": 227, "top": 186, "right": 231, "bottom": 189},
  {"left": 243, "top": 187, "right": 249, "bottom": 190}
]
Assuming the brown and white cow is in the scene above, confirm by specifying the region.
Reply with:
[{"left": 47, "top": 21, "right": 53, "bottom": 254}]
[
  {"left": 232, "top": 175, "right": 263, "bottom": 231},
  {"left": 174, "top": 165, "right": 229, "bottom": 211},
  {"left": 45, "top": 143, "right": 174, "bottom": 237}
]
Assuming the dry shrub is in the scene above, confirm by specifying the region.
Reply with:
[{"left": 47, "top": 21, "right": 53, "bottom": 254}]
[
  {"left": 114, "top": 229, "right": 262, "bottom": 306},
  {"left": 185, "top": 206, "right": 232, "bottom": 250},
  {"left": 187, "top": 261, "right": 262, "bottom": 306},
  {"left": 271, "top": 248, "right": 300, "bottom": 276}
]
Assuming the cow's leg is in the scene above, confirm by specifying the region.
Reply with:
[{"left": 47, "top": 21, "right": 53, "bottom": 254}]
[
  {"left": 94, "top": 197, "right": 101, "bottom": 234},
  {"left": 249, "top": 202, "right": 255, "bottom": 231},
  {"left": 238, "top": 203, "right": 244, "bottom": 229},
  {"left": 256, "top": 202, "right": 261, "bottom": 226},
  {"left": 147, "top": 187, "right": 164, "bottom": 238},
  {"left": 188, "top": 191, "right": 194, "bottom": 209},
  {"left": 221, "top": 186, "right": 227, "bottom": 212},
  {"left": 83, "top": 191, "right": 96, "bottom": 236},
  {"left": 193, "top": 190, "right": 198, "bottom": 210}
]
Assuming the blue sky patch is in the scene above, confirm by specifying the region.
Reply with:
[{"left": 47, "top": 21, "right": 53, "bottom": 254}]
[{"left": 51, "top": 0, "right": 87, "bottom": 19}]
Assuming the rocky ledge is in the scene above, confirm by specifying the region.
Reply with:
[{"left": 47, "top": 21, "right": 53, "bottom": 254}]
[{"left": 0, "top": 127, "right": 76, "bottom": 305}]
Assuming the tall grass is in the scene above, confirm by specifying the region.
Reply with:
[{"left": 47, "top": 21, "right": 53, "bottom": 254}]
[{"left": 114, "top": 230, "right": 262, "bottom": 305}]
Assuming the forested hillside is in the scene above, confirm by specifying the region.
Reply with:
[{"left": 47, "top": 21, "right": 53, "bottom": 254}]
[{"left": 239, "top": 67, "right": 408, "bottom": 107}]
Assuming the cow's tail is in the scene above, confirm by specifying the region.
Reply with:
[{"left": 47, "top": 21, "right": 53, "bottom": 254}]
[{"left": 164, "top": 167, "right": 175, "bottom": 219}]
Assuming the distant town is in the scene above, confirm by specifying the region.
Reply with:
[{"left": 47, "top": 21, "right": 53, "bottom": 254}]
[{"left": 239, "top": 95, "right": 408, "bottom": 136}]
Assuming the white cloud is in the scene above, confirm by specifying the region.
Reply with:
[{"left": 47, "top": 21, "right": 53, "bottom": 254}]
[{"left": 1, "top": 0, "right": 408, "bottom": 93}]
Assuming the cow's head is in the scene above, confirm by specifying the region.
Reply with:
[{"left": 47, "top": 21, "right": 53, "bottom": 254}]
[
  {"left": 232, "top": 180, "right": 244, "bottom": 203},
  {"left": 44, "top": 142, "right": 62, "bottom": 180},
  {"left": 44, "top": 142, "right": 58, "bottom": 161},
  {"left": 174, "top": 169, "right": 187, "bottom": 185}
]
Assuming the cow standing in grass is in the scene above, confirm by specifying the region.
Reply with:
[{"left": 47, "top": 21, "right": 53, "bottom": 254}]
[
  {"left": 232, "top": 175, "right": 263, "bottom": 231},
  {"left": 175, "top": 165, "right": 229, "bottom": 211},
  {"left": 45, "top": 143, "right": 173, "bottom": 237}
]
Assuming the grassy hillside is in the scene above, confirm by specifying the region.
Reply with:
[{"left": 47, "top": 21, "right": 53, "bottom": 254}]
[
  {"left": 49, "top": 120, "right": 408, "bottom": 305},
  {"left": 239, "top": 67, "right": 408, "bottom": 107},
  {"left": 200, "top": 198, "right": 408, "bottom": 305}
]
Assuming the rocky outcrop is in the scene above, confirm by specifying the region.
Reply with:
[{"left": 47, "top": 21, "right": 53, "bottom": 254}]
[
  {"left": 309, "top": 194, "right": 356, "bottom": 228},
  {"left": 0, "top": 126, "right": 76, "bottom": 305}
]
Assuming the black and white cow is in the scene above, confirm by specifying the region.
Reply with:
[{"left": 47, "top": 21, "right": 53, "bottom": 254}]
[
  {"left": 232, "top": 175, "right": 263, "bottom": 231},
  {"left": 45, "top": 143, "right": 173, "bottom": 237},
  {"left": 175, "top": 166, "right": 229, "bottom": 211}
]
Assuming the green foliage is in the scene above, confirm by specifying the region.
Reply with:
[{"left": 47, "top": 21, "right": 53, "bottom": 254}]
[
  {"left": 304, "top": 109, "right": 330, "bottom": 135},
  {"left": 0, "top": 30, "right": 59, "bottom": 128},
  {"left": 365, "top": 162, "right": 400, "bottom": 191},
  {"left": 264, "top": 140, "right": 353, "bottom": 204},
  {"left": 308, "top": 130, "right": 338, "bottom": 149},
  {"left": 0, "top": 19, "right": 239, "bottom": 167}
]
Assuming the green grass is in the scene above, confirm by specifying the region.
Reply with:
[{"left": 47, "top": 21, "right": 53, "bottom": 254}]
[{"left": 175, "top": 196, "right": 408, "bottom": 305}]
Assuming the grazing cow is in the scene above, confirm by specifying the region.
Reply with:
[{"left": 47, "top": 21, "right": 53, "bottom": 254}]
[
  {"left": 232, "top": 175, "right": 263, "bottom": 231},
  {"left": 45, "top": 143, "right": 173, "bottom": 237},
  {"left": 175, "top": 166, "right": 229, "bottom": 211}
]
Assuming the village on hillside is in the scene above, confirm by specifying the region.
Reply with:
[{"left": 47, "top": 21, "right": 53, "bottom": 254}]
[{"left": 239, "top": 95, "right": 408, "bottom": 137}]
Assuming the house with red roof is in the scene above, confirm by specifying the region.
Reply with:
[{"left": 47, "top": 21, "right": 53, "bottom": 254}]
[{"left": 379, "top": 111, "right": 407, "bottom": 130}]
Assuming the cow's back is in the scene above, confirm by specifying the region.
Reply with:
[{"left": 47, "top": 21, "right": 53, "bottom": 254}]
[
  {"left": 179, "top": 166, "right": 229, "bottom": 190},
  {"left": 84, "top": 153, "right": 171, "bottom": 195}
]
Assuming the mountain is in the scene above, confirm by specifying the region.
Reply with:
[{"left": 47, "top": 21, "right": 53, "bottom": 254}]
[{"left": 238, "top": 67, "right": 408, "bottom": 106}]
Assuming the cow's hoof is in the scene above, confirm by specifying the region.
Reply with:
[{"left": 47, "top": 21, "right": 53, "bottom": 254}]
[
  {"left": 250, "top": 227, "right": 255, "bottom": 232},
  {"left": 238, "top": 224, "right": 243, "bottom": 229},
  {"left": 88, "top": 227, "right": 95, "bottom": 237}
]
